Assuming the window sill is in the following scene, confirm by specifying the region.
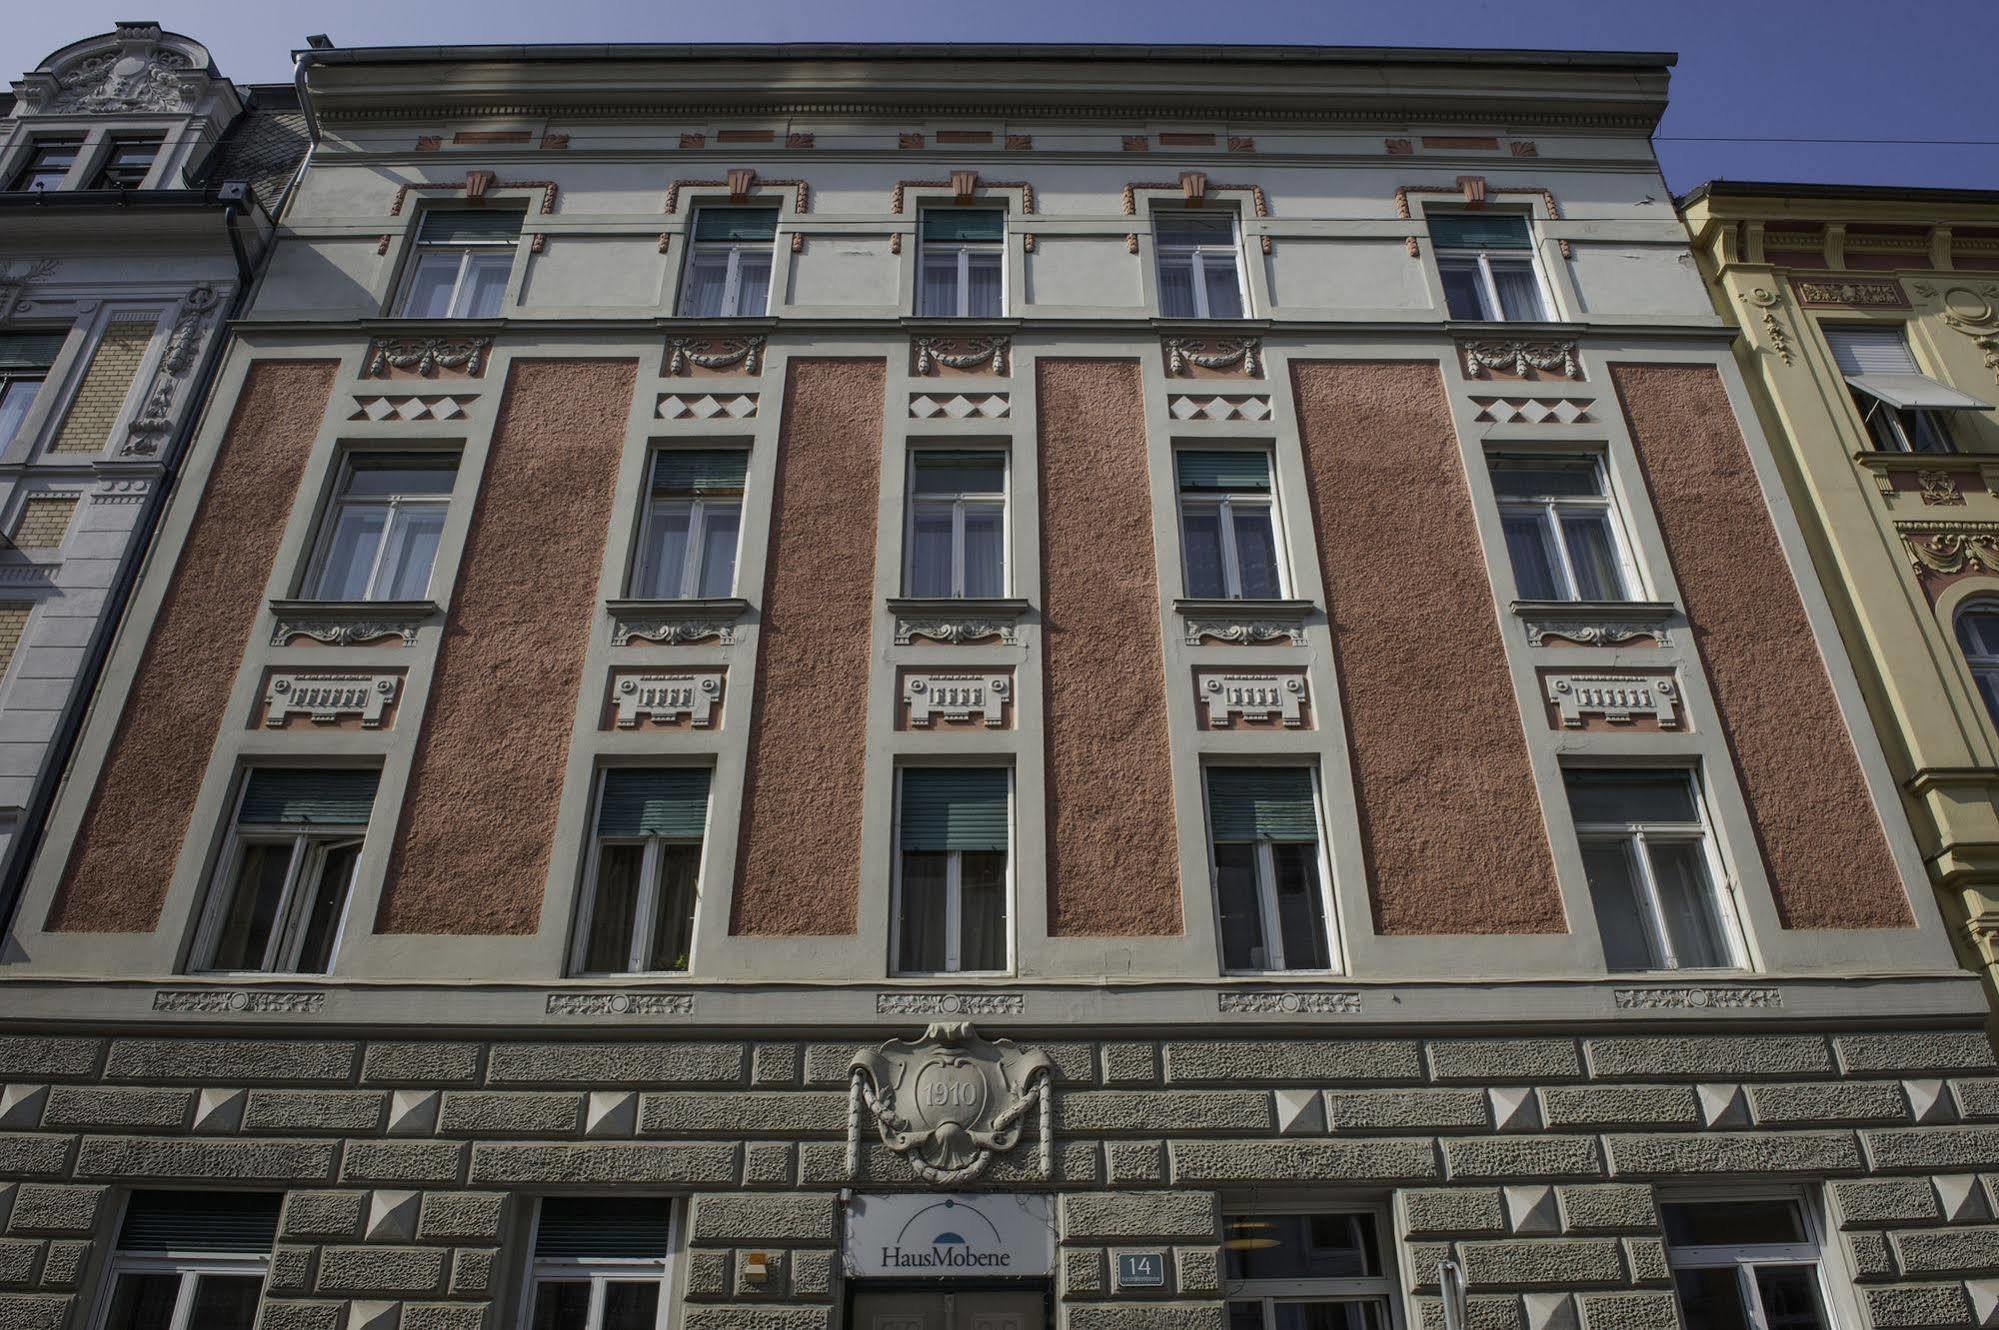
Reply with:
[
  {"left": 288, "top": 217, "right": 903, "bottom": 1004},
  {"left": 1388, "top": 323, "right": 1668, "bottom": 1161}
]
[
  {"left": 1511, "top": 598, "right": 1676, "bottom": 649},
  {"left": 1511, "top": 598, "right": 1674, "bottom": 620},
  {"left": 1176, "top": 597, "right": 1315, "bottom": 647},
  {"left": 888, "top": 596, "right": 1030, "bottom": 646},
  {"left": 268, "top": 598, "right": 440, "bottom": 648},
  {"left": 607, "top": 596, "right": 750, "bottom": 647}
]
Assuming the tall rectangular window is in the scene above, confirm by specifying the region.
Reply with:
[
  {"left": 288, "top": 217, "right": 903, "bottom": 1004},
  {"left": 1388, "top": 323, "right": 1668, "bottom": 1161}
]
[
  {"left": 102, "top": 1192, "right": 279, "bottom": 1330},
  {"left": 398, "top": 208, "right": 521, "bottom": 319},
  {"left": 1664, "top": 1197, "right": 1836, "bottom": 1330},
  {"left": 1178, "top": 450, "right": 1282, "bottom": 599},
  {"left": 906, "top": 451, "right": 1005, "bottom": 598},
  {"left": 918, "top": 209, "right": 1004, "bottom": 317},
  {"left": 576, "top": 769, "right": 709, "bottom": 975},
  {"left": 1224, "top": 1208, "right": 1397, "bottom": 1329},
  {"left": 1433, "top": 213, "right": 1547, "bottom": 321},
  {"left": 305, "top": 454, "right": 457, "bottom": 602},
  {"left": 195, "top": 769, "right": 379, "bottom": 975},
  {"left": 896, "top": 768, "right": 1009, "bottom": 974},
  {"left": 1825, "top": 325, "right": 1986, "bottom": 454},
  {"left": 679, "top": 207, "right": 776, "bottom": 318},
  {"left": 1155, "top": 211, "right": 1245, "bottom": 319},
  {"left": 633, "top": 449, "right": 745, "bottom": 599},
  {"left": 1566, "top": 769, "right": 1740, "bottom": 973},
  {"left": 529, "top": 1196, "right": 675, "bottom": 1330},
  {"left": 1206, "top": 767, "right": 1332, "bottom": 973},
  {"left": 1490, "top": 456, "right": 1634, "bottom": 602},
  {"left": 10, "top": 139, "right": 80, "bottom": 192},
  {"left": 0, "top": 332, "right": 63, "bottom": 449},
  {"left": 91, "top": 137, "right": 163, "bottom": 189}
]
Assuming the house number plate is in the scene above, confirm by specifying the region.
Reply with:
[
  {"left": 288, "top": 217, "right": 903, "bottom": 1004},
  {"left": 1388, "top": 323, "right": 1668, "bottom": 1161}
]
[{"left": 1115, "top": 1251, "right": 1167, "bottom": 1289}]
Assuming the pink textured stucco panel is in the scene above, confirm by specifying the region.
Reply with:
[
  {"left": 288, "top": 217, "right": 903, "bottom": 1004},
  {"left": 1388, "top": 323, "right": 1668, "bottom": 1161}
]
[
  {"left": 731, "top": 358, "right": 885, "bottom": 935},
  {"left": 47, "top": 360, "right": 339, "bottom": 933},
  {"left": 1039, "top": 359, "right": 1181, "bottom": 936},
  {"left": 1612, "top": 363, "right": 1911, "bottom": 929},
  {"left": 1291, "top": 360, "right": 1566, "bottom": 936},
  {"left": 375, "top": 359, "right": 636, "bottom": 935}
]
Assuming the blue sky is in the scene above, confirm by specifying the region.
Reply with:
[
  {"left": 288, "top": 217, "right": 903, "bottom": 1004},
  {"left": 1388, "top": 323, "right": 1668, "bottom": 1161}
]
[{"left": 10, "top": 0, "right": 1997, "bottom": 195}]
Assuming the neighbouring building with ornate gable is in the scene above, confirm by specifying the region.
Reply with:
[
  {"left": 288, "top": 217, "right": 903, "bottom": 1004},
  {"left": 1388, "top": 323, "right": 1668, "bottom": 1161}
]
[{"left": 2, "top": 40, "right": 1997, "bottom": 1330}]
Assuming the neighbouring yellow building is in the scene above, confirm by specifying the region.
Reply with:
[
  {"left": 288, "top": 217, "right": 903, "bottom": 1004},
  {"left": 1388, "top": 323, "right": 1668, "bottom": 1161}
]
[{"left": 1683, "top": 180, "right": 1999, "bottom": 1014}]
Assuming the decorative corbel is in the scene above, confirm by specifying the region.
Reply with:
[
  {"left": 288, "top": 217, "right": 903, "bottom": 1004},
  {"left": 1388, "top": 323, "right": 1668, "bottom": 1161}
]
[
  {"left": 464, "top": 170, "right": 496, "bottom": 201},
  {"left": 951, "top": 169, "right": 979, "bottom": 202},
  {"left": 1458, "top": 175, "right": 1487, "bottom": 209},
  {"left": 1180, "top": 171, "right": 1207, "bottom": 205},
  {"left": 726, "top": 168, "right": 756, "bottom": 200}
]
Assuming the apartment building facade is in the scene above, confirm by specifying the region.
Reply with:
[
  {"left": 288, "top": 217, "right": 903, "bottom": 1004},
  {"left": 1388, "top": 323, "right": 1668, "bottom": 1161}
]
[
  {"left": 0, "top": 41, "right": 1995, "bottom": 1330},
  {"left": 0, "top": 23, "right": 304, "bottom": 911},
  {"left": 1681, "top": 182, "right": 1999, "bottom": 1027}
]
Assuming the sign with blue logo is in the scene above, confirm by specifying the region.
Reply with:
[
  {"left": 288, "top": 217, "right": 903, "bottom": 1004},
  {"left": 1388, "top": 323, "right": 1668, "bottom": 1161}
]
[
  {"left": 1114, "top": 1251, "right": 1167, "bottom": 1290},
  {"left": 843, "top": 1193, "right": 1055, "bottom": 1279}
]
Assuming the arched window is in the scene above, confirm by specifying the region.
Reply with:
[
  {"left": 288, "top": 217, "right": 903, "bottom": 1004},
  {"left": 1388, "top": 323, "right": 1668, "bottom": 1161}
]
[{"left": 1956, "top": 602, "right": 1999, "bottom": 728}]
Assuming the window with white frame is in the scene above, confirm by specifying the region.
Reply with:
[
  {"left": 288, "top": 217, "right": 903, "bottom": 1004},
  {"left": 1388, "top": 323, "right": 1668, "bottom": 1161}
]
[
  {"left": 100, "top": 1191, "right": 281, "bottom": 1330},
  {"left": 0, "top": 332, "right": 63, "bottom": 449},
  {"left": 1490, "top": 455, "right": 1636, "bottom": 602},
  {"left": 1222, "top": 1206, "right": 1398, "bottom": 1330},
  {"left": 1155, "top": 209, "right": 1245, "bottom": 319},
  {"left": 575, "top": 769, "right": 709, "bottom": 976},
  {"left": 10, "top": 138, "right": 80, "bottom": 192},
  {"left": 1432, "top": 212, "right": 1548, "bottom": 321},
  {"left": 895, "top": 768, "right": 1010, "bottom": 975},
  {"left": 527, "top": 1196, "right": 675, "bottom": 1330},
  {"left": 91, "top": 137, "right": 163, "bottom": 189},
  {"left": 397, "top": 208, "right": 521, "bottom": 319},
  {"left": 906, "top": 450, "right": 1006, "bottom": 598},
  {"left": 195, "top": 769, "right": 379, "bottom": 975},
  {"left": 633, "top": 449, "right": 745, "bottom": 599},
  {"left": 1566, "top": 768, "right": 1741, "bottom": 973},
  {"left": 1825, "top": 325, "right": 1989, "bottom": 454},
  {"left": 918, "top": 208, "right": 1004, "bottom": 317},
  {"left": 305, "top": 453, "right": 457, "bottom": 602},
  {"left": 1178, "top": 449, "right": 1283, "bottom": 599},
  {"left": 1956, "top": 602, "right": 1999, "bottom": 733},
  {"left": 1664, "top": 1195, "right": 1839, "bottom": 1330},
  {"left": 678, "top": 206, "right": 777, "bottom": 318},
  {"left": 1207, "top": 767, "right": 1334, "bottom": 973}
]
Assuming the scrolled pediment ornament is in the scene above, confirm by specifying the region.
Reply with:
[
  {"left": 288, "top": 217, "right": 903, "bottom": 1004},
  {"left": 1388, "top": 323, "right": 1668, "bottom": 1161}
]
[
  {"left": 1901, "top": 523, "right": 1999, "bottom": 578},
  {"left": 848, "top": 1022, "right": 1053, "bottom": 1186},
  {"left": 46, "top": 38, "right": 195, "bottom": 114}
]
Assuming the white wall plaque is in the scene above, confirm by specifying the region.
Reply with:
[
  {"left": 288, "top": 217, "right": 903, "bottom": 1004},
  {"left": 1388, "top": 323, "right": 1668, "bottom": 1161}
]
[
  {"left": 264, "top": 673, "right": 400, "bottom": 728},
  {"left": 843, "top": 1193, "right": 1054, "bottom": 1279},
  {"left": 1198, "top": 672, "right": 1306, "bottom": 727},
  {"left": 1543, "top": 672, "right": 1679, "bottom": 729},
  {"left": 614, "top": 674, "right": 721, "bottom": 727},
  {"left": 902, "top": 672, "right": 1009, "bottom": 727}
]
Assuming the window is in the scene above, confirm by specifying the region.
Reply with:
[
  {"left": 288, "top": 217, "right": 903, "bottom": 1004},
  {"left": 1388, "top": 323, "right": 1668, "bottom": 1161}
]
[
  {"left": 1432, "top": 213, "right": 1547, "bottom": 321},
  {"left": 0, "top": 332, "right": 63, "bottom": 449},
  {"left": 1179, "top": 450, "right": 1282, "bottom": 599},
  {"left": 10, "top": 139, "right": 80, "bottom": 192},
  {"left": 1207, "top": 768, "right": 1333, "bottom": 973},
  {"left": 91, "top": 137, "right": 162, "bottom": 189},
  {"left": 1223, "top": 1208, "right": 1397, "bottom": 1330},
  {"left": 1566, "top": 769, "right": 1740, "bottom": 973},
  {"left": 906, "top": 451, "right": 1006, "bottom": 598},
  {"left": 575, "top": 769, "right": 710, "bottom": 976},
  {"left": 1664, "top": 1197, "right": 1837, "bottom": 1330},
  {"left": 397, "top": 208, "right": 521, "bottom": 319},
  {"left": 918, "top": 209, "right": 1003, "bottom": 317},
  {"left": 679, "top": 207, "right": 776, "bottom": 318},
  {"left": 1825, "top": 326, "right": 1989, "bottom": 454},
  {"left": 102, "top": 1192, "right": 279, "bottom": 1330},
  {"left": 1155, "top": 210, "right": 1245, "bottom": 318},
  {"left": 895, "top": 768, "right": 1009, "bottom": 974},
  {"left": 1490, "top": 456, "right": 1635, "bottom": 602},
  {"left": 1957, "top": 603, "right": 1999, "bottom": 732},
  {"left": 305, "top": 454, "right": 457, "bottom": 602},
  {"left": 528, "top": 1197, "right": 674, "bottom": 1330},
  {"left": 633, "top": 450, "right": 744, "bottom": 599},
  {"left": 196, "top": 769, "right": 378, "bottom": 975}
]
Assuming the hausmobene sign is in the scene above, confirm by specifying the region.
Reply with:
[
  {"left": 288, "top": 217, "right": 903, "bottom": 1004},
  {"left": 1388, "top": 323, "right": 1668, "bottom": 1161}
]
[{"left": 843, "top": 1193, "right": 1055, "bottom": 1279}]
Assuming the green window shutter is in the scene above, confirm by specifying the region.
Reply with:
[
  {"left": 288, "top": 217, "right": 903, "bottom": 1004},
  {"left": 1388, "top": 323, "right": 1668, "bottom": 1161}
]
[
  {"left": 1427, "top": 213, "right": 1533, "bottom": 251},
  {"left": 597, "top": 768, "right": 711, "bottom": 839},
  {"left": 417, "top": 208, "right": 525, "bottom": 244},
  {"left": 653, "top": 449, "right": 749, "bottom": 493},
  {"left": 1177, "top": 450, "right": 1272, "bottom": 492},
  {"left": 238, "top": 770, "right": 379, "bottom": 826},
  {"left": 0, "top": 332, "right": 65, "bottom": 369},
  {"left": 534, "top": 1197, "right": 673, "bottom": 1259},
  {"left": 692, "top": 208, "right": 779, "bottom": 243},
  {"left": 119, "top": 1191, "right": 281, "bottom": 1254},
  {"left": 920, "top": 209, "right": 1004, "bottom": 243},
  {"left": 1207, "top": 768, "right": 1319, "bottom": 843},
  {"left": 900, "top": 768, "right": 1009, "bottom": 852}
]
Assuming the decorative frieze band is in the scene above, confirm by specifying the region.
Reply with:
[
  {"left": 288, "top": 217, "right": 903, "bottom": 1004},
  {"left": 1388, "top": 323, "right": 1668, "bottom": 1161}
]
[
  {"left": 874, "top": 991, "right": 1026, "bottom": 1016},
  {"left": 1168, "top": 394, "right": 1273, "bottom": 422},
  {"left": 264, "top": 672, "right": 401, "bottom": 729},
  {"left": 1470, "top": 395, "right": 1595, "bottom": 425},
  {"left": 613, "top": 673, "right": 722, "bottom": 728},
  {"left": 1217, "top": 991, "right": 1362, "bottom": 1015},
  {"left": 1197, "top": 672, "right": 1307, "bottom": 728},
  {"left": 363, "top": 337, "right": 491, "bottom": 380},
  {"left": 902, "top": 672, "right": 1010, "bottom": 727},
  {"left": 1900, "top": 522, "right": 1999, "bottom": 580},
  {"left": 1794, "top": 278, "right": 1908, "bottom": 309},
  {"left": 1178, "top": 598, "right": 1312, "bottom": 647},
  {"left": 911, "top": 335, "right": 1009, "bottom": 376},
  {"left": 1613, "top": 987, "right": 1783, "bottom": 1010},
  {"left": 656, "top": 392, "right": 757, "bottom": 421},
  {"left": 152, "top": 990, "right": 326, "bottom": 1015},
  {"left": 608, "top": 598, "right": 749, "bottom": 647},
  {"left": 545, "top": 993, "right": 695, "bottom": 1016},
  {"left": 1542, "top": 672, "right": 1680, "bottom": 729},
  {"left": 349, "top": 395, "right": 477, "bottom": 423},
  {"left": 269, "top": 600, "right": 438, "bottom": 648},
  {"left": 1162, "top": 336, "right": 1261, "bottom": 378},
  {"left": 890, "top": 597, "right": 1027, "bottom": 646},
  {"left": 1518, "top": 600, "right": 1676, "bottom": 648},
  {"left": 909, "top": 393, "right": 1010, "bottom": 420},
  {"left": 665, "top": 335, "right": 764, "bottom": 377},
  {"left": 1461, "top": 340, "right": 1583, "bottom": 380}
]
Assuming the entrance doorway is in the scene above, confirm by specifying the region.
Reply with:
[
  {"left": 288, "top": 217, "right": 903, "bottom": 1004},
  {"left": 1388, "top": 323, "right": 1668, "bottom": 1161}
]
[{"left": 851, "top": 1288, "right": 1046, "bottom": 1330}]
